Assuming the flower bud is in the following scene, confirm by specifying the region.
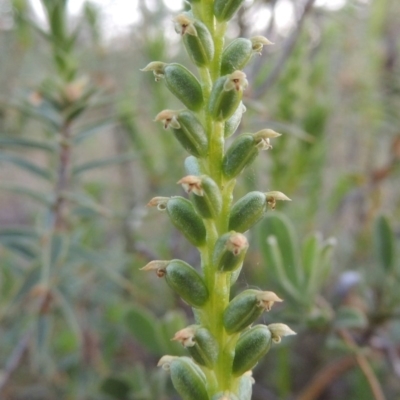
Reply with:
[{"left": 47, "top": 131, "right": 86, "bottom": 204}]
[
  {"left": 160, "top": 356, "right": 209, "bottom": 400},
  {"left": 178, "top": 175, "right": 222, "bottom": 219},
  {"left": 228, "top": 190, "right": 290, "bottom": 232},
  {"left": 148, "top": 196, "right": 206, "bottom": 246},
  {"left": 221, "top": 36, "right": 273, "bottom": 76},
  {"left": 267, "top": 323, "right": 296, "bottom": 343},
  {"left": 222, "top": 129, "right": 281, "bottom": 179},
  {"left": 232, "top": 325, "right": 272, "bottom": 376},
  {"left": 212, "top": 393, "right": 239, "bottom": 400},
  {"left": 184, "top": 156, "right": 202, "bottom": 176},
  {"left": 174, "top": 13, "right": 214, "bottom": 67},
  {"left": 238, "top": 371, "right": 254, "bottom": 400},
  {"left": 158, "top": 355, "right": 178, "bottom": 370},
  {"left": 214, "top": 0, "right": 245, "bottom": 21},
  {"left": 173, "top": 325, "right": 219, "bottom": 368},
  {"left": 208, "top": 71, "right": 248, "bottom": 121},
  {"left": 141, "top": 260, "right": 209, "bottom": 307},
  {"left": 212, "top": 232, "right": 248, "bottom": 272},
  {"left": 223, "top": 289, "right": 283, "bottom": 333},
  {"left": 155, "top": 110, "right": 208, "bottom": 157},
  {"left": 224, "top": 102, "right": 246, "bottom": 138},
  {"left": 142, "top": 62, "right": 203, "bottom": 111}
]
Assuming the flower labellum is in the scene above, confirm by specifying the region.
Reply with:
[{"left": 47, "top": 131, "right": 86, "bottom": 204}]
[
  {"left": 177, "top": 175, "right": 204, "bottom": 196},
  {"left": 172, "top": 326, "right": 197, "bottom": 347},
  {"left": 268, "top": 323, "right": 297, "bottom": 343},
  {"left": 265, "top": 191, "right": 291, "bottom": 210}
]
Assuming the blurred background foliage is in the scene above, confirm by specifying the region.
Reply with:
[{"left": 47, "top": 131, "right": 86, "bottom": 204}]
[{"left": 0, "top": 0, "right": 399, "bottom": 399}]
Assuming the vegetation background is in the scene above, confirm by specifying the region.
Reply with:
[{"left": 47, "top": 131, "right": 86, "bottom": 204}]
[{"left": 0, "top": 0, "right": 399, "bottom": 399}]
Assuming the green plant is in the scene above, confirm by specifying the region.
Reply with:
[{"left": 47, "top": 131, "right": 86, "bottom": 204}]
[
  {"left": 259, "top": 212, "right": 336, "bottom": 324},
  {"left": 0, "top": 1, "right": 138, "bottom": 395},
  {"left": 140, "top": 1, "right": 296, "bottom": 398}
]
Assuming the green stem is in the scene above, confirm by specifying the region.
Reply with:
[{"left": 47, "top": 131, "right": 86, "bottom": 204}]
[
  {"left": 209, "top": 121, "right": 224, "bottom": 186},
  {"left": 194, "top": 6, "right": 240, "bottom": 395}
]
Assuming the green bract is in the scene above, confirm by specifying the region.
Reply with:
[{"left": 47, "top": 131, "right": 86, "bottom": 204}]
[
  {"left": 142, "top": 62, "right": 203, "bottom": 110},
  {"left": 221, "top": 36, "right": 273, "bottom": 75},
  {"left": 224, "top": 102, "right": 246, "bottom": 138},
  {"left": 165, "top": 260, "right": 209, "bottom": 307},
  {"left": 166, "top": 196, "right": 206, "bottom": 246},
  {"left": 164, "top": 64, "right": 204, "bottom": 111},
  {"left": 214, "top": 0, "right": 246, "bottom": 21},
  {"left": 191, "top": 176, "right": 222, "bottom": 219},
  {"left": 221, "top": 38, "right": 253, "bottom": 75},
  {"left": 187, "top": 326, "right": 219, "bottom": 368},
  {"left": 208, "top": 71, "right": 247, "bottom": 121},
  {"left": 212, "top": 231, "right": 248, "bottom": 272},
  {"left": 232, "top": 325, "right": 272, "bottom": 376},
  {"left": 229, "top": 191, "right": 267, "bottom": 232},
  {"left": 223, "top": 133, "right": 258, "bottom": 178},
  {"left": 223, "top": 129, "right": 280, "bottom": 178},
  {"left": 156, "top": 110, "right": 208, "bottom": 157},
  {"left": 175, "top": 13, "right": 215, "bottom": 67},
  {"left": 223, "top": 290, "right": 265, "bottom": 333},
  {"left": 170, "top": 357, "right": 210, "bottom": 400}
]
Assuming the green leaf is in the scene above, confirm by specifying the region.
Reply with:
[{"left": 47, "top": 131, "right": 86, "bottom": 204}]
[
  {"left": 54, "top": 288, "right": 82, "bottom": 348},
  {"left": 73, "top": 118, "right": 115, "bottom": 145},
  {"left": 374, "top": 215, "right": 395, "bottom": 272},
  {"left": 64, "top": 191, "right": 112, "bottom": 217},
  {"left": 72, "top": 153, "right": 136, "bottom": 176},
  {"left": 302, "top": 233, "right": 323, "bottom": 296},
  {"left": 12, "top": 265, "right": 41, "bottom": 305},
  {"left": 125, "top": 306, "right": 163, "bottom": 355},
  {"left": 0, "top": 227, "right": 39, "bottom": 239},
  {"left": 318, "top": 238, "right": 336, "bottom": 285},
  {"left": 64, "top": 87, "right": 98, "bottom": 122},
  {"left": 36, "top": 315, "right": 51, "bottom": 353},
  {"left": 260, "top": 212, "right": 303, "bottom": 288},
  {"left": 0, "top": 237, "right": 38, "bottom": 260},
  {"left": 0, "top": 152, "right": 53, "bottom": 181},
  {"left": 0, "top": 183, "right": 53, "bottom": 205},
  {"left": 50, "top": 233, "right": 69, "bottom": 267},
  {"left": 334, "top": 306, "right": 368, "bottom": 330},
  {"left": 4, "top": 101, "right": 61, "bottom": 128},
  {"left": 263, "top": 235, "right": 303, "bottom": 304},
  {"left": 0, "top": 136, "right": 56, "bottom": 152},
  {"left": 0, "top": 228, "right": 39, "bottom": 259}
]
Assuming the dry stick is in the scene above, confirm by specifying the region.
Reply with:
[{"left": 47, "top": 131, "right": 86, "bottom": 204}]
[
  {"left": 0, "top": 331, "right": 31, "bottom": 393},
  {"left": 338, "top": 329, "right": 386, "bottom": 400},
  {"left": 296, "top": 356, "right": 357, "bottom": 400},
  {"left": 54, "top": 120, "right": 73, "bottom": 231},
  {"left": 254, "top": 0, "right": 316, "bottom": 99}
]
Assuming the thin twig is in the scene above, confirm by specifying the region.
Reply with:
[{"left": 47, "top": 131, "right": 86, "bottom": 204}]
[
  {"left": 296, "top": 356, "right": 357, "bottom": 400},
  {"left": 0, "top": 331, "right": 31, "bottom": 393},
  {"left": 338, "top": 329, "right": 386, "bottom": 400},
  {"left": 254, "top": 0, "right": 316, "bottom": 99},
  {"left": 54, "top": 120, "right": 73, "bottom": 231}
]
